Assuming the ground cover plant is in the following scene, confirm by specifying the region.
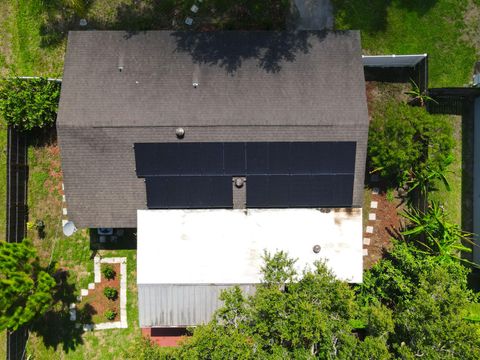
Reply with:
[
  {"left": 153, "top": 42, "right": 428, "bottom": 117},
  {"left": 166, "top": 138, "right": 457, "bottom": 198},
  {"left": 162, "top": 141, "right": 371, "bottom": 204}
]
[{"left": 102, "top": 264, "right": 116, "bottom": 280}]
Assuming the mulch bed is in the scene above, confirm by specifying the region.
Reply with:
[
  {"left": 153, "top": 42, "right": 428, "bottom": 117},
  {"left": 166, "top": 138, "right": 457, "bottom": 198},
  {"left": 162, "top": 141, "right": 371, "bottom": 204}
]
[
  {"left": 78, "top": 263, "right": 121, "bottom": 324},
  {"left": 363, "top": 182, "right": 405, "bottom": 269}
]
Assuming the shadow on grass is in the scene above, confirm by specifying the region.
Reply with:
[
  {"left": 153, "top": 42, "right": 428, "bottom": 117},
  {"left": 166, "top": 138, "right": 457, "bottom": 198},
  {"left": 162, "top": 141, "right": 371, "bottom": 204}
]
[
  {"left": 332, "top": 0, "right": 438, "bottom": 33},
  {"left": 30, "top": 269, "right": 94, "bottom": 353},
  {"left": 37, "top": 0, "right": 291, "bottom": 49}
]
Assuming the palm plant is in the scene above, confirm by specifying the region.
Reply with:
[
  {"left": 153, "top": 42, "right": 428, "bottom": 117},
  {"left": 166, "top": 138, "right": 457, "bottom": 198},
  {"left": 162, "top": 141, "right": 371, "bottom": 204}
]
[
  {"left": 405, "top": 79, "right": 438, "bottom": 107},
  {"left": 400, "top": 201, "right": 475, "bottom": 265},
  {"left": 406, "top": 162, "right": 452, "bottom": 196}
]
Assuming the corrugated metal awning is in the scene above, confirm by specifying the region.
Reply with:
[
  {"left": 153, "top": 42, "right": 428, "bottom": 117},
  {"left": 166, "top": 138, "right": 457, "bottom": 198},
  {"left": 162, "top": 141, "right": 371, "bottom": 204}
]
[{"left": 138, "top": 284, "right": 256, "bottom": 327}]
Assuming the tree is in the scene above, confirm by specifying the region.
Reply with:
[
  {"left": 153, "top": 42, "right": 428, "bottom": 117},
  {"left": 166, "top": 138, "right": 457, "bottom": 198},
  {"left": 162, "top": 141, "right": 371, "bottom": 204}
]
[
  {"left": 368, "top": 101, "right": 454, "bottom": 189},
  {"left": 0, "top": 77, "right": 60, "bottom": 130},
  {"left": 392, "top": 266, "right": 480, "bottom": 359},
  {"left": 177, "top": 252, "right": 366, "bottom": 359},
  {"left": 0, "top": 240, "right": 56, "bottom": 331},
  {"left": 357, "top": 241, "right": 480, "bottom": 359}
]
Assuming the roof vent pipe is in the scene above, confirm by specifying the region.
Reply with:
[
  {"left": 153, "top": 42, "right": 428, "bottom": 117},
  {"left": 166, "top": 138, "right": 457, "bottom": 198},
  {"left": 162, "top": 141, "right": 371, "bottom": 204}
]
[{"left": 176, "top": 127, "right": 185, "bottom": 139}]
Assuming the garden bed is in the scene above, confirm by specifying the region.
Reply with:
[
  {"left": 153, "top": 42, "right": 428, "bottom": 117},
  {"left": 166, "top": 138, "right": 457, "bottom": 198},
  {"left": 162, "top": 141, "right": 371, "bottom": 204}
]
[
  {"left": 78, "top": 263, "right": 121, "bottom": 324},
  {"left": 363, "top": 182, "right": 404, "bottom": 269}
]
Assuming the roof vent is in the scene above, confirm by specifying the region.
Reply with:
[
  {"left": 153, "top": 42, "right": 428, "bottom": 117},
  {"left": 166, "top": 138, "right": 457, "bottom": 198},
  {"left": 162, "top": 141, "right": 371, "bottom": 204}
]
[
  {"left": 192, "top": 82, "right": 198, "bottom": 88},
  {"left": 313, "top": 245, "right": 321, "bottom": 254},
  {"left": 234, "top": 178, "right": 244, "bottom": 188},
  {"left": 176, "top": 127, "right": 185, "bottom": 139}
]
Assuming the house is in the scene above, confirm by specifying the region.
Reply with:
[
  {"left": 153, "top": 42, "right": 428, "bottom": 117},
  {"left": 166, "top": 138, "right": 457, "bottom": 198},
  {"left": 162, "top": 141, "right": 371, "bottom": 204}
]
[{"left": 56, "top": 31, "right": 369, "bottom": 330}]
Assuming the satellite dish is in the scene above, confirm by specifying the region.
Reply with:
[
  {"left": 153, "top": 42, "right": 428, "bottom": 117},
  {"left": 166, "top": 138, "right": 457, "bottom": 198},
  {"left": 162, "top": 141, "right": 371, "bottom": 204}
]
[{"left": 63, "top": 221, "right": 77, "bottom": 237}]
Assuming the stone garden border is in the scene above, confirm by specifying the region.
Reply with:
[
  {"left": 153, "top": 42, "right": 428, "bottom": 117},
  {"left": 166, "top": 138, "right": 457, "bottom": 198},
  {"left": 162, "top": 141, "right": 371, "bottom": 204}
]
[{"left": 73, "top": 256, "right": 128, "bottom": 330}]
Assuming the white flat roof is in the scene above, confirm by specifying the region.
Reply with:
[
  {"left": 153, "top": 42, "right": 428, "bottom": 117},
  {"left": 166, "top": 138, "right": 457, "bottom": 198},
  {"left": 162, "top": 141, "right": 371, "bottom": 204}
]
[{"left": 137, "top": 208, "right": 363, "bottom": 285}]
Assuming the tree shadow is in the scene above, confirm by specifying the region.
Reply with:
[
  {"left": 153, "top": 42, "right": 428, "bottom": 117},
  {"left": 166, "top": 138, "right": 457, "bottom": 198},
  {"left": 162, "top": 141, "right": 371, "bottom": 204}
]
[
  {"left": 30, "top": 269, "right": 93, "bottom": 353},
  {"left": 39, "top": 0, "right": 94, "bottom": 48},
  {"left": 170, "top": 31, "right": 326, "bottom": 74}
]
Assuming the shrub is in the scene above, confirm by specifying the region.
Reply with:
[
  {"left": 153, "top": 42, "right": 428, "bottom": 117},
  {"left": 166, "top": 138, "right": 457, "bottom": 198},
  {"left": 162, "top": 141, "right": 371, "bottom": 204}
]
[
  {"left": 0, "top": 77, "right": 60, "bottom": 130},
  {"left": 103, "top": 287, "right": 118, "bottom": 300},
  {"left": 368, "top": 101, "right": 454, "bottom": 189},
  {"left": 104, "top": 309, "right": 116, "bottom": 321},
  {"left": 102, "top": 265, "right": 116, "bottom": 280}
]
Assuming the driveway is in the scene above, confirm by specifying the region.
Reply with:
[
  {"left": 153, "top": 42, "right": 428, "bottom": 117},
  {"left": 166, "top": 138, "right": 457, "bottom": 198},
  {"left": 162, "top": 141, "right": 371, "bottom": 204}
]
[{"left": 288, "top": 0, "right": 334, "bottom": 30}]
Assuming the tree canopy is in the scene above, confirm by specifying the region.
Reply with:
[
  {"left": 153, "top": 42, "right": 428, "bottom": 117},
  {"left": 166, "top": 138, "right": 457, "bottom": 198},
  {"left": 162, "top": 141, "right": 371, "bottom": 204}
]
[
  {"left": 0, "top": 240, "right": 56, "bottom": 331},
  {"left": 127, "top": 246, "right": 480, "bottom": 359}
]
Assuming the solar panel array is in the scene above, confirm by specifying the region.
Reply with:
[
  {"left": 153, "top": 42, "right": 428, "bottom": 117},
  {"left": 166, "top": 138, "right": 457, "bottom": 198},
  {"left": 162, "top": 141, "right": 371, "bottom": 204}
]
[{"left": 134, "top": 142, "right": 356, "bottom": 209}]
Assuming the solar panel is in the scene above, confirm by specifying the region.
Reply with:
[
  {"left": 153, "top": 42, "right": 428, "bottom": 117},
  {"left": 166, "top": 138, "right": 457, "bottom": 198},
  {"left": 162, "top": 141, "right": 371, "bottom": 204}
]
[
  {"left": 135, "top": 141, "right": 356, "bottom": 177},
  {"left": 246, "top": 142, "right": 269, "bottom": 175},
  {"left": 247, "top": 175, "right": 354, "bottom": 207},
  {"left": 136, "top": 142, "right": 356, "bottom": 208},
  {"left": 268, "top": 142, "right": 291, "bottom": 174},
  {"left": 146, "top": 176, "right": 232, "bottom": 208},
  {"left": 224, "top": 142, "right": 246, "bottom": 175}
]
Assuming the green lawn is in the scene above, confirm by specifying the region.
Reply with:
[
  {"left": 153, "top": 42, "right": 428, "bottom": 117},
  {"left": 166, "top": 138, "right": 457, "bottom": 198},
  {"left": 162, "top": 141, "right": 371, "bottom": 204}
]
[
  {"left": 429, "top": 115, "right": 463, "bottom": 225},
  {"left": 22, "top": 136, "right": 141, "bottom": 358},
  {"left": 333, "top": 0, "right": 479, "bottom": 87}
]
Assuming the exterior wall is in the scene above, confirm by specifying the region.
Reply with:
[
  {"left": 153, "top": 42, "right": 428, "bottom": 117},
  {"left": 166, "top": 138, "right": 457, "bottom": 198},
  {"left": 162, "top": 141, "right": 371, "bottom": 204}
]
[{"left": 58, "top": 124, "right": 368, "bottom": 228}]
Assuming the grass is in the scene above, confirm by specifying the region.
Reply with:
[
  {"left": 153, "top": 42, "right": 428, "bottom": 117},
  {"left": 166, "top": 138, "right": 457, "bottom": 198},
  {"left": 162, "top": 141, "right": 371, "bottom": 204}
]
[
  {"left": 333, "top": 0, "right": 479, "bottom": 87},
  {"left": 7, "top": 0, "right": 65, "bottom": 76},
  {"left": 464, "top": 303, "right": 480, "bottom": 322},
  {"left": 0, "top": 330, "right": 5, "bottom": 359},
  {"left": 22, "top": 132, "right": 141, "bottom": 358},
  {"left": 429, "top": 115, "right": 463, "bottom": 225}
]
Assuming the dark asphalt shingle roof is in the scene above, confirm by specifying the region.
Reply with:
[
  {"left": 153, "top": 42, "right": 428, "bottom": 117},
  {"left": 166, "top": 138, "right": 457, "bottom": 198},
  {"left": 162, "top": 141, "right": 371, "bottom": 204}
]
[
  {"left": 58, "top": 30, "right": 367, "bottom": 128},
  {"left": 57, "top": 30, "right": 369, "bottom": 228}
]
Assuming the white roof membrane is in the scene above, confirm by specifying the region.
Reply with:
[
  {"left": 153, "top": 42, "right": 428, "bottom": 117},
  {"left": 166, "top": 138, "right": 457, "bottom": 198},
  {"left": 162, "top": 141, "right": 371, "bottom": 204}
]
[{"left": 137, "top": 208, "right": 363, "bottom": 285}]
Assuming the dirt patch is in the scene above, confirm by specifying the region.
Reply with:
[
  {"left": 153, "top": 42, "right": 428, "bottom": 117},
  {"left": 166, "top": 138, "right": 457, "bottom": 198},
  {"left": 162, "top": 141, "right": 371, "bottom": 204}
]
[
  {"left": 363, "top": 182, "right": 404, "bottom": 269},
  {"left": 365, "top": 82, "right": 410, "bottom": 117},
  {"left": 462, "top": 0, "right": 480, "bottom": 57},
  {"left": 0, "top": 2, "right": 13, "bottom": 75},
  {"left": 78, "top": 263, "right": 121, "bottom": 323}
]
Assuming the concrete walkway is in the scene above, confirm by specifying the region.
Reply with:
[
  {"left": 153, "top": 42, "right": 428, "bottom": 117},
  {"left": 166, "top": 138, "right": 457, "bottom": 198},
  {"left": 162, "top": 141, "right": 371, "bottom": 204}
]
[{"left": 288, "top": 0, "right": 334, "bottom": 30}]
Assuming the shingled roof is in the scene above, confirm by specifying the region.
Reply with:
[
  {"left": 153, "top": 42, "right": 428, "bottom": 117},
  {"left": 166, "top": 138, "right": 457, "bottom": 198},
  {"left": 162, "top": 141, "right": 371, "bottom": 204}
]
[{"left": 57, "top": 30, "right": 369, "bottom": 228}]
